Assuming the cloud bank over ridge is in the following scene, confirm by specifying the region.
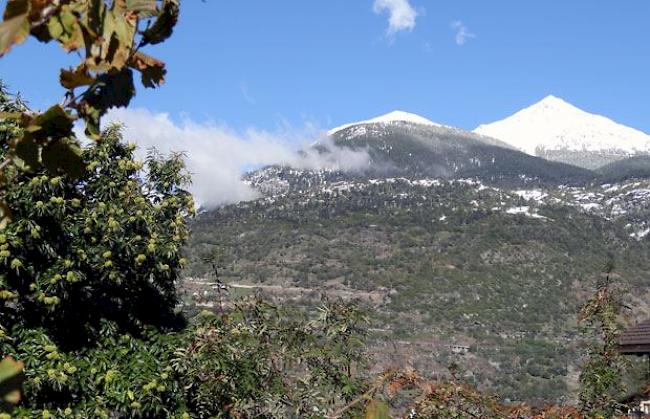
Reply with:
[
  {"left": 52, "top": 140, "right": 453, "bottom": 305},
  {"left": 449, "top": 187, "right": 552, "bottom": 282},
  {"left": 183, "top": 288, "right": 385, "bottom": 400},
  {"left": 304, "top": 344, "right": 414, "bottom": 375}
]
[{"left": 104, "top": 108, "right": 370, "bottom": 208}]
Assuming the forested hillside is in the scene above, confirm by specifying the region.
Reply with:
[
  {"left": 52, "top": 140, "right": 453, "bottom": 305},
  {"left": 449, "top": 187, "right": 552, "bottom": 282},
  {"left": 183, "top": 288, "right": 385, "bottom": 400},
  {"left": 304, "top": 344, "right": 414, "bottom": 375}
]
[{"left": 186, "top": 170, "right": 650, "bottom": 404}]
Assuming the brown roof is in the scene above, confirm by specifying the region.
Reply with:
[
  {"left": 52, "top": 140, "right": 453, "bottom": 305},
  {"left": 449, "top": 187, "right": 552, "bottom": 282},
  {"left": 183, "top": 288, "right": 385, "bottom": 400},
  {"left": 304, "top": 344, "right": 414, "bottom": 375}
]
[{"left": 619, "top": 320, "right": 650, "bottom": 354}]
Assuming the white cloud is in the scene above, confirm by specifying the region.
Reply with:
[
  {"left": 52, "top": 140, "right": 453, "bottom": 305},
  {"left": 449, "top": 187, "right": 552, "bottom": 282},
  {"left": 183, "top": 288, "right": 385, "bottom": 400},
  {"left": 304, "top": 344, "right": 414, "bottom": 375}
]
[
  {"left": 102, "top": 108, "right": 370, "bottom": 209},
  {"left": 451, "top": 20, "right": 475, "bottom": 46},
  {"left": 373, "top": 0, "right": 418, "bottom": 36}
]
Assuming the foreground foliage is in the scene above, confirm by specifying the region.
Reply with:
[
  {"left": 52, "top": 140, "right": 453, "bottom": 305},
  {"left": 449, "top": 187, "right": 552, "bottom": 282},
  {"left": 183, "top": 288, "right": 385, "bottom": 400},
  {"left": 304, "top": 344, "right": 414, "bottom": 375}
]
[
  {"left": 0, "top": 357, "right": 23, "bottom": 412},
  {"left": 0, "top": 0, "right": 181, "bottom": 227},
  {"left": 352, "top": 369, "right": 584, "bottom": 419},
  {"left": 175, "top": 299, "right": 369, "bottom": 418},
  {"left": 0, "top": 87, "right": 373, "bottom": 418},
  {"left": 578, "top": 265, "right": 628, "bottom": 417},
  {"left": 0, "top": 108, "right": 194, "bottom": 415}
]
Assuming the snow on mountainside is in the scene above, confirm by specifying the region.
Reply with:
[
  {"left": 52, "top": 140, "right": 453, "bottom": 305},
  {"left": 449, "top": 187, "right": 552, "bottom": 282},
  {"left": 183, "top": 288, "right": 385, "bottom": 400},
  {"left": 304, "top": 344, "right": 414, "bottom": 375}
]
[
  {"left": 474, "top": 95, "right": 650, "bottom": 169},
  {"left": 327, "top": 110, "right": 442, "bottom": 136},
  {"left": 322, "top": 107, "right": 595, "bottom": 184}
]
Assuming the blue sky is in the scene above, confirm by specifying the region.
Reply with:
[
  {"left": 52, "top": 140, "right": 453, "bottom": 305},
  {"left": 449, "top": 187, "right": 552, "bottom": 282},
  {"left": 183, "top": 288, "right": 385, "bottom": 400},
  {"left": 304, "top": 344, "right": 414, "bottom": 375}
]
[{"left": 1, "top": 0, "right": 649, "bottom": 132}]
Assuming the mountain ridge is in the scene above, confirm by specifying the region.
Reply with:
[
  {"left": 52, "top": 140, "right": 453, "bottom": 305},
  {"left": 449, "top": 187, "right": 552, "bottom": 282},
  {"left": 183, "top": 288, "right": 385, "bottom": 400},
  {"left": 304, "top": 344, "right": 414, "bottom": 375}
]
[
  {"left": 324, "top": 98, "right": 650, "bottom": 171},
  {"left": 324, "top": 115, "right": 595, "bottom": 186}
]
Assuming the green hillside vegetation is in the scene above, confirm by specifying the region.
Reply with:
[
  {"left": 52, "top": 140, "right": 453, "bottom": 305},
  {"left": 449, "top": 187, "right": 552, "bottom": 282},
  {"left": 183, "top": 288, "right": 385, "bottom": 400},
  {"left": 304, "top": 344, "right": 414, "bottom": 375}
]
[{"left": 187, "top": 175, "right": 650, "bottom": 404}]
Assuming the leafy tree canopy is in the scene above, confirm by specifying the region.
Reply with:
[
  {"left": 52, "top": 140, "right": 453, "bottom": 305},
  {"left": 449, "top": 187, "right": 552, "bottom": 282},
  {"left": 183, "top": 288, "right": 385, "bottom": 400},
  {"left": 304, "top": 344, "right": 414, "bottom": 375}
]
[
  {"left": 0, "top": 87, "right": 196, "bottom": 416},
  {"left": 0, "top": 0, "right": 181, "bottom": 227}
]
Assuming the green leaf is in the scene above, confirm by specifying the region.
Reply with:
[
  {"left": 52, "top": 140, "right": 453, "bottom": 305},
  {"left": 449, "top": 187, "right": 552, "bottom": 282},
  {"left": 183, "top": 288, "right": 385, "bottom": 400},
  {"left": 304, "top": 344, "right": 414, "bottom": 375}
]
[
  {"left": 14, "top": 134, "right": 40, "bottom": 171},
  {"left": 31, "top": 104, "right": 75, "bottom": 140},
  {"left": 2, "top": 0, "right": 29, "bottom": 20},
  {"left": 0, "top": 357, "right": 24, "bottom": 411},
  {"left": 44, "top": 7, "right": 84, "bottom": 51},
  {"left": 0, "top": 111, "right": 21, "bottom": 120},
  {"left": 60, "top": 66, "right": 96, "bottom": 90},
  {"left": 129, "top": 51, "right": 166, "bottom": 88},
  {"left": 0, "top": 358, "right": 22, "bottom": 384},
  {"left": 75, "top": 68, "right": 133, "bottom": 136},
  {"left": 81, "top": 105, "right": 101, "bottom": 139},
  {"left": 365, "top": 399, "right": 390, "bottom": 419},
  {"left": 141, "top": 0, "right": 178, "bottom": 46},
  {"left": 42, "top": 138, "right": 85, "bottom": 179},
  {"left": 83, "top": 68, "right": 135, "bottom": 110},
  {"left": 0, "top": 14, "right": 29, "bottom": 57},
  {"left": 84, "top": 0, "right": 106, "bottom": 39},
  {"left": 102, "top": 9, "right": 135, "bottom": 68},
  {"left": 111, "top": 9, "right": 136, "bottom": 46},
  {"left": 0, "top": 202, "right": 11, "bottom": 230},
  {"left": 126, "top": 0, "right": 157, "bottom": 16},
  {"left": 0, "top": 0, "right": 30, "bottom": 56}
]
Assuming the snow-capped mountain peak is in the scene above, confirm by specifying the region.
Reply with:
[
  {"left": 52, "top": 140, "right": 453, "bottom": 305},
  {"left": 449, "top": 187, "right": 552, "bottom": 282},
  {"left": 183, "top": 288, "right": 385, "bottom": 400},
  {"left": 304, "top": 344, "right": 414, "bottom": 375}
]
[
  {"left": 536, "top": 94, "right": 575, "bottom": 109},
  {"left": 328, "top": 110, "right": 441, "bottom": 136},
  {"left": 474, "top": 96, "right": 650, "bottom": 168}
]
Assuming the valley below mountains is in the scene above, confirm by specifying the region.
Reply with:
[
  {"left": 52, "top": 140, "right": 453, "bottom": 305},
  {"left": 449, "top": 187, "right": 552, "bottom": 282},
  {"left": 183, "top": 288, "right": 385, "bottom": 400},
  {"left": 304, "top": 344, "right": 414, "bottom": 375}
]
[{"left": 182, "top": 100, "right": 650, "bottom": 405}]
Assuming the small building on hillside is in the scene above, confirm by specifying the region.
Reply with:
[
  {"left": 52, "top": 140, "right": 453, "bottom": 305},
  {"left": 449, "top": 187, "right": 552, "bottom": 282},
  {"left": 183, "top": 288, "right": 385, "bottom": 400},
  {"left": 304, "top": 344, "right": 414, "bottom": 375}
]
[
  {"left": 449, "top": 344, "right": 470, "bottom": 355},
  {"left": 618, "top": 320, "right": 650, "bottom": 417},
  {"left": 619, "top": 320, "right": 650, "bottom": 357}
]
